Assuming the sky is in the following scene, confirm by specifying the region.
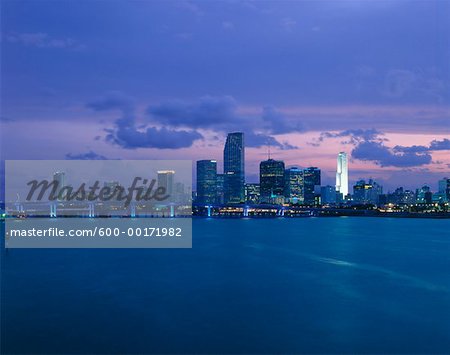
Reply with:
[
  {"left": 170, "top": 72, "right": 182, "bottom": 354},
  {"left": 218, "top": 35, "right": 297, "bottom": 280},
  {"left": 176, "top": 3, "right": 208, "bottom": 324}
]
[{"left": 1, "top": 0, "right": 449, "bottom": 191}]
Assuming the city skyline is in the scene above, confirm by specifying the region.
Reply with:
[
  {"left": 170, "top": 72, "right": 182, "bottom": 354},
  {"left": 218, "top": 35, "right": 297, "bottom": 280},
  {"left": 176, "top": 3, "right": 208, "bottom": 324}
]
[
  {"left": 195, "top": 131, "right": 450, "bottom": 206},
  {"left": 194, "top": 132, "right": 447, "bottom": 195}
]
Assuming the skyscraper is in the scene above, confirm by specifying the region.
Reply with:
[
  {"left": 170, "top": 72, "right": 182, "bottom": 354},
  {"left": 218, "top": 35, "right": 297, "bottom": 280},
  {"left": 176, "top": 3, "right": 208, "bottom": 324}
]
[
  {"left": 196, "top": 160, "right": 217, "bottom": 205},
  {"left": 260, "top": 159, "right": 285, "bottom": 204},
  {"left": 53, "top": 171, "right": 66, "bottom": 200},
  {"left": 336, "top": 152, "right": 348, "bottom": 198},
  {"left": 157, "top": 170, "right": 175, "bottom": 196},
  {"left": 353, "top": 179, "right": 382, "bottom": 205},
  {"left": 303, "top": 167, "right": 321, "bottom": 205},
  {"left": 223, "top": 132, "right": 245, "bottom": 204},
  {"left": 438, "top": 177, "right": 450, "bottom": 201},
  {"left": 284, "top": 167, "right": 303, "bottom": 203},
  {"left": 321, "top": 185, "right": 337, "bottom": 204}
]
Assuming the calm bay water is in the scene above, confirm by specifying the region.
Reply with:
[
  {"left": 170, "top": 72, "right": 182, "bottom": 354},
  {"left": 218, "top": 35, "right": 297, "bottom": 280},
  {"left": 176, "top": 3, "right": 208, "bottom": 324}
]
[{"left": 1, "top": 217, "right": 450, "bottom": 354}]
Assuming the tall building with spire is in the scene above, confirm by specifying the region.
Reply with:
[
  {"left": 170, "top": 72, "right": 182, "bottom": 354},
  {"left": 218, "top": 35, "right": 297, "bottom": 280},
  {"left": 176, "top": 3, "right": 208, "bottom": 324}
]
[
  {"left": 223, "top": 132, "right": 245, "bottom": 204},
  {"left": 336, "top": 152, "right": 348, "bottom": 197}
]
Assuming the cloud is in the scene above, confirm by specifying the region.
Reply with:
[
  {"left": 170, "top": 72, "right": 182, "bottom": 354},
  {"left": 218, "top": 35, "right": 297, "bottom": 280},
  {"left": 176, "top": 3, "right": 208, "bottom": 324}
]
[
  {"left": 246, "top": 132, "right": 297, "bottom": 150},
  {"left": 5, "top": 32, "right": 84, "bottom": 50},
  {"left": 393, "top": 145, "right": 429, "bottom": 153},
  {"left": 312, "top": 129, "right": 384, "bottom": 146},
  {"left": 148, "top": 96, "right": 239, "bottom": 129},
  {"left": 315, "top": 129, "right": 438, "bottom": 168},
  {"left": 88, "top": 92, "right": 203, "bottom": 150},
  {"left": 106, "top": 125, "right": 202, "bottom": 149},
  {"left": 65, "top": 151, "right": 107, "bottom": 160},
  {"left": 262, "top": 106, "right": 303, "bottom": 134},
  {"left": 429, "top": 138, "right": 450, "bottom": 151},
  {"left": 87, "top": 94, "right": 301, "bottom": 150},
  {"left": 394, "top": 138, "right": 450, "bottom": 153},
  {"left": 352, "top": 141, "right": 432, "bottom": 167},
  {"left": 147, "top": 96, "right": 300, "bottom": 148}
]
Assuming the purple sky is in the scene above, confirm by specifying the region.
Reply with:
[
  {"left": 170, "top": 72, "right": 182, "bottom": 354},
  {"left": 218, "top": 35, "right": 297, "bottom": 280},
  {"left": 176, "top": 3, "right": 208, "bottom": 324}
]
[{"left": 1, "top": 0, "right": 449, "bottom": 191}]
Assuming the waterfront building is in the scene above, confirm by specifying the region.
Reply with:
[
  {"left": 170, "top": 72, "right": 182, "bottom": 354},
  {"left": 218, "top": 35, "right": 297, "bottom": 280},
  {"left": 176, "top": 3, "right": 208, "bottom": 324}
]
[
  {"left": 223, "top": 132, "right": 245, "bottom": 204},
  {"left": 196, "top": 160, "right": 217, "bottom": 205},
  {"left": 388, "top": 187, "right": 416, "bottom": 205},
  {"left": 417, "top": 185, "right": 432, "bottom": 204},
  {"left": 438, "top": 177, "right": 450, "bottom": 201},
  {"left": 303, "top": 167, "right": 321, "bottom": 205},
  {"left": 403, "top": 190, "right": 416, "bottom": 205},
  {"left": 321, "top": 185, "right": 337, "bottom": 204},
  {"left": 245, "top": 183, "right": 260, "bottom": 204},
  {"left": 353, "top": 179, "right": 382, "bottom": 205},
  {"left": 157, "top": 170, "right": 175, "bottom": 198},
  {"left": 336, "top": 152, "right": 349, "bottom": 198},
  {"left": 260, "top": 159, "right": 285, "bottom": 204},
  {"left": 284, "top": 167, "right": 303, "bottom": 204}
]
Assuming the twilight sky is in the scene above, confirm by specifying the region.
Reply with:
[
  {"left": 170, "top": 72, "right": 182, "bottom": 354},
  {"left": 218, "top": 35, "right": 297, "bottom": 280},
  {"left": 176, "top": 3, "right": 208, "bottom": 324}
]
[{"left": 1, "top": 0, "right": 449, "bottom": 191}]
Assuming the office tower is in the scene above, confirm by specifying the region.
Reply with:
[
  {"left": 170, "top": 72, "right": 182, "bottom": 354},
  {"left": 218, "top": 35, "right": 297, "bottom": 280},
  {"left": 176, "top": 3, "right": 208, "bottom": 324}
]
[
  {"left": 284, "top": 167, "right": 303, "bottom": 204},
  {"left": 216, "top": 173, "right": 225, "bottom": 204},
  {"left": 303, "top": 167, "right": 321, "bottom": 205},
  {"left": 196, "top": 160, "right": 217, "bottom": 205},
  {"left": 353, "top": 179, "right": 382, "bottom": 205},
  {"left": 336, "top": 152, "right": 348, "bottom": 198},
  {"left": 245, "top": 183, "right": 260, "bottom": 204},
  {"left": 157, "top": 170, "right": 175, "bottom": 196},
  {"left": 417, "top": 185, "right": 432, "bottom": 204},
  {"left": 260, "top": 159, "right": 285, "bottom": 204},
  {"left": 321, "top": 185, "right": 337, "bottom": 204},
  {"left": 53, "top": 171, "right": 66, "bottom": 200},
  {"left": 403, "top": 190, "right": 416, "bottom": 205},
  {"left": 438, "top": 177, "right": 450, "bottom": 201},
  {"left": 223, "top": 132, "right": 245, "bottom": 204}
]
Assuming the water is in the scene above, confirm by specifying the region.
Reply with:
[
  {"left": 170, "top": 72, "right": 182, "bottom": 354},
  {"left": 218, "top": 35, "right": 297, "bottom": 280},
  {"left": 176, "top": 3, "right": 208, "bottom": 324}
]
[{"left": 1, "top": 218, "right": 450, "bottom": 354}]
